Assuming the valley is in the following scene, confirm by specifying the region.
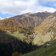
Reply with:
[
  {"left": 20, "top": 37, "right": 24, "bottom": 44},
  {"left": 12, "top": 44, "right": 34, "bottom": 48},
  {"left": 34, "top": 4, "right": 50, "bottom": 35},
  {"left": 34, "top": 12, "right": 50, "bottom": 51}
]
[{"left": 0, "top": 12, "right": 56, "bottom": 56}]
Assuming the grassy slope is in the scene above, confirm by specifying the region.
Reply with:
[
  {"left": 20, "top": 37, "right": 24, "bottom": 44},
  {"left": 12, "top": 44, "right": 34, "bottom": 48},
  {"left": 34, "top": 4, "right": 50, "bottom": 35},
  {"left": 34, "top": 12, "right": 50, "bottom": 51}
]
[
  {"left": 22, "top": 40, "right": 56, "bottom": 56},
  {"left": 9, "top": 31, "right": 25, "bottom": 41}
]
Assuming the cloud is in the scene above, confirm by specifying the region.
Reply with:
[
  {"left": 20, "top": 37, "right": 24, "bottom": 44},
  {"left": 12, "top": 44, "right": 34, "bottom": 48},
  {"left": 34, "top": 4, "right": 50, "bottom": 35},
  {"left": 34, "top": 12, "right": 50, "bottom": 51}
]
[
  {"left": 36, "top": 6, "right": 56, "bottom": 12},
  {"left": 0, "top": 0, "right": 38, "bottom": 15},
  {"left": 0, "top": 0, "right": 56, "bottom": 18},
  {"left": 47, "top": 0, "right": 56, "bottom": 2}
]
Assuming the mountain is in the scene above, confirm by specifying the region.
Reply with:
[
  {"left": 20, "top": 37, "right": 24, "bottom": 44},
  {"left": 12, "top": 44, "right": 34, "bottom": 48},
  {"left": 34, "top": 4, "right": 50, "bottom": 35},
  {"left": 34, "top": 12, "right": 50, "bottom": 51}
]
[
  {"left": 0, "top": 12, "right": 51, "bottom": 32},
  {"left": 0, "top": 12, "right": 56, "bottom": 45},
  {"left": 33, "top": 14, "right": 56, "bottom": 45},
  {"left": 0, "top": 12, "right": 56, "bottom": 56},
  {"left": 34, "top": 14, "right": 56, "bottom": 35}
]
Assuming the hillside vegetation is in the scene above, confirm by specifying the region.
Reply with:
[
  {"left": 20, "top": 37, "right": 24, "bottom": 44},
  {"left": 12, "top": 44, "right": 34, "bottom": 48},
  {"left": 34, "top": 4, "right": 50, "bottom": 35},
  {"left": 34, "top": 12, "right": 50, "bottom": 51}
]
[{"left": 22, "top": 40, "right": 56, "bottom": 56}]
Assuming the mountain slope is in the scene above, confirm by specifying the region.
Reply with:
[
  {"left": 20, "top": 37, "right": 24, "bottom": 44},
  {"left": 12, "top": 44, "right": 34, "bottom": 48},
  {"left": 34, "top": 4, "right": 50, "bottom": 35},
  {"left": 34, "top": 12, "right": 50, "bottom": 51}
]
[
  {"left": 33, "top": 14, "right": 56, "bottom": 45},
  {"left": 34, "top": 14, "right": 56, "bottom": 35},
  {"left": 22, "top": 40, "right": 56, "bottom": 56}
]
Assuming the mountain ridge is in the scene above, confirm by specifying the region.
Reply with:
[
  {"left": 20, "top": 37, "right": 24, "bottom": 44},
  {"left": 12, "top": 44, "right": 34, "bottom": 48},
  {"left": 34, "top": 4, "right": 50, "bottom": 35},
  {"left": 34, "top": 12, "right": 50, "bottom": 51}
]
[{"left": 0, "top": 12, "right": 52, "bottom": 32}]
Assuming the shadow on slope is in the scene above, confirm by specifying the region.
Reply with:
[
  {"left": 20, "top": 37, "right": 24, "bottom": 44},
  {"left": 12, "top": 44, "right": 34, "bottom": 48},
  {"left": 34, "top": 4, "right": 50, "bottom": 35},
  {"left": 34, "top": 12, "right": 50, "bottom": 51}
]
[
  {"left": 22, "top": 40, "right": 56, "bottom": 56},
  {"left": 0, "top": 30, "right": 38, "bottom": 56}
]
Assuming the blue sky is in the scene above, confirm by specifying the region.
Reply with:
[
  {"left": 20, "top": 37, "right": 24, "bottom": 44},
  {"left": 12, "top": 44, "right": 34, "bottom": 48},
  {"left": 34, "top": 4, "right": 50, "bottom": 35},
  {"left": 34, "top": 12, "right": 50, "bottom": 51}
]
[{"left": 0, "top": 0, "right": 56, "bottom": 19}]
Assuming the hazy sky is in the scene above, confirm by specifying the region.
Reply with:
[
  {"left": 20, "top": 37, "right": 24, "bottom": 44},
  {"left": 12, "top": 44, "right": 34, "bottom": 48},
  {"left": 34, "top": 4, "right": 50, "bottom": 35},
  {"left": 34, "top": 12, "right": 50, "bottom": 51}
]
[{"left": 0, "top": 0, "right": 56, "bottom": 19}]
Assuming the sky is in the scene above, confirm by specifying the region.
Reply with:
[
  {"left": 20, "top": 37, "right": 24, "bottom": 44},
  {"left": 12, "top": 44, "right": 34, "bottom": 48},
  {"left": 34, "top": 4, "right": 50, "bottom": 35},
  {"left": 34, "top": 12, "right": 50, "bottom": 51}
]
[{"left": 0, "top": 0, "right": 56, "bottom": 19}]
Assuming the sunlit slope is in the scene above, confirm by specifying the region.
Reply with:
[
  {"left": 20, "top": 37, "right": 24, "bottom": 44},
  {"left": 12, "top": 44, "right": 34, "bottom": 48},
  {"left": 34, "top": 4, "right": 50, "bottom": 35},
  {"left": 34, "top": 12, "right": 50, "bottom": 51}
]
[
  {"left": 9, "top": 31, "right": 25, "bottom": 41},
  {"left": 34, "top": 15, "right": 56, "bottom": 35},
  {"left": 33, "top": 15, "right": 56, "bottom": 45}
]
